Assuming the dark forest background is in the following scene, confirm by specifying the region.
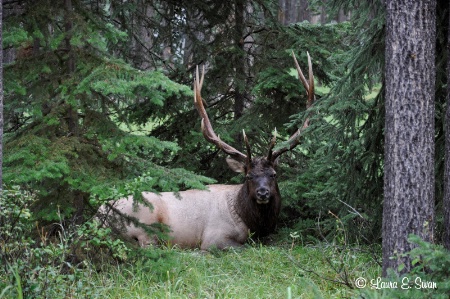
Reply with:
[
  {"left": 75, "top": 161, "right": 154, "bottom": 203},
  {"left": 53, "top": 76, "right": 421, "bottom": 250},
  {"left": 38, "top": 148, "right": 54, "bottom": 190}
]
[{"left": 1, "top": 0, "right": 450, "bottom": 283}]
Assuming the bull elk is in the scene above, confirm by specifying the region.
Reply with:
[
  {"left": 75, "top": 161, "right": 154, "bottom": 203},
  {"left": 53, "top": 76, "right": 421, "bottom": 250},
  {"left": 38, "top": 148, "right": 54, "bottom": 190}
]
[{"left": 97, "top": 51, "right": 316, "bottom": 250}]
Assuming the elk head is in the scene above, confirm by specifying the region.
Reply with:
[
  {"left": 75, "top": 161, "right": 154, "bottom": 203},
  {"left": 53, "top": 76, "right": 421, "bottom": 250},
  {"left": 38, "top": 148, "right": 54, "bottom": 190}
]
[{"left": 193, "top": 51, "right": 315, "bottom": 205}]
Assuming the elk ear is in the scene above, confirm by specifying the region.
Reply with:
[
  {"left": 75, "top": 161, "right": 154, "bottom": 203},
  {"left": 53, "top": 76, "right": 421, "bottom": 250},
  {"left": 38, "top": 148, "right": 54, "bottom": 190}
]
[{"left": 226, "top": 157, "right": 246, "bottom": 173}]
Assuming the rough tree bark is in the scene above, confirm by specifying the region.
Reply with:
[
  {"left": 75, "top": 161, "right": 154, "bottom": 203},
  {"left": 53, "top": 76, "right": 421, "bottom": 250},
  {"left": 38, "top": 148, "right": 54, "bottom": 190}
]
[
  {"left": 444, "top": 5, "right": 450, "bottom": 251},
  {"left": 383, "top": 0, "right": 436, "bottom": 276},
  {"left": 0, "top": 0, "right": 3, "bottom": 189}
]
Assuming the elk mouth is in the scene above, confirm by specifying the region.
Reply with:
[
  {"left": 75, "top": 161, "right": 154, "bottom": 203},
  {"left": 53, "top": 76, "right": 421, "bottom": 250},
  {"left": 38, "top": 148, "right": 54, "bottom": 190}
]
[
  {"left": 256, "top": 197, "right": 270, "bottom": 205},
  {"left": 255, "top": 188, "right": 270, "bottom": 204}
]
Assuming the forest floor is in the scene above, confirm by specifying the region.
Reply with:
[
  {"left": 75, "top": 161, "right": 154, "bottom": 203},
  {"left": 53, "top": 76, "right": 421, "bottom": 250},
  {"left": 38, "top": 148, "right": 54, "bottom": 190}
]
[{"left": 92, "top": 243, "right": 381, "bottom": 298}]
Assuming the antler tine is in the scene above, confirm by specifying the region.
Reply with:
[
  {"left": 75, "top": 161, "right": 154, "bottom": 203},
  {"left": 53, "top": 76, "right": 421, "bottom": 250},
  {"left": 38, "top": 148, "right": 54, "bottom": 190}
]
[
  {"left": 267, "top": 128, "right": 277, "bottom": 161},
  {"left": 292, "top": 50, "right": 308, "bottom": 94},
  {"left": 195, "top": 65, "right": 205, "bottom": 94},
  {"left": 271, "top": 52, "right": 316, "bottom": 161},
  {"left": 199, "top": 65, "right": 205, "bottom": 88},
  {"left": 242, "top": 130, "right": 252, "bottom": 162},
  {"left": 306, "top": 52, "right": 315, "bottom": 109},
  {"left": 193, "top": 66, "right": 248, "bottom": 163}
]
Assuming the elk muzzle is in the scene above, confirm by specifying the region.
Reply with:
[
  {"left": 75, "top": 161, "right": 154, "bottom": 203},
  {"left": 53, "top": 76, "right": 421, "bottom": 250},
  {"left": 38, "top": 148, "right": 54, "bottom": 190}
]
[{"left": 255, "top": 186, "right": 270, "bottom": 204}]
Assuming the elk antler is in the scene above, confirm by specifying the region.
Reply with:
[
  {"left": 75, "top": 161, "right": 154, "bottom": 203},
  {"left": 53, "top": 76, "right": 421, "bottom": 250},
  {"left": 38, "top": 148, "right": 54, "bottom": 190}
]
[
  {"left": 194, "top": 65, "right": 248, "bottom": 163},
  {"left": 269, "top": 51, "right": 316, "bottom": 161},
  {"left": 267, "top": 128, "right": 277, "bottom": 161}
]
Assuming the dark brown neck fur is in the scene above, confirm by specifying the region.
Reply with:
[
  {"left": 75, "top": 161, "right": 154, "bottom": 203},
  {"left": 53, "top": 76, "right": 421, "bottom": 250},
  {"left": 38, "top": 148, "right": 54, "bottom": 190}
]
[{"left": 233, "top": 182, "right": 281, "bottom": 238}]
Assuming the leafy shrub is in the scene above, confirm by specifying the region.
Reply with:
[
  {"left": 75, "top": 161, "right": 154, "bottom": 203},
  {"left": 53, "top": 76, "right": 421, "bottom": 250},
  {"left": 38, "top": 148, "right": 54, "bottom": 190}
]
[
  {"left": 0, "top": 186, "right": 129, "bottom": 298},
  {"left": 357, "top": 235, "right": 450, "bottom": 299}
]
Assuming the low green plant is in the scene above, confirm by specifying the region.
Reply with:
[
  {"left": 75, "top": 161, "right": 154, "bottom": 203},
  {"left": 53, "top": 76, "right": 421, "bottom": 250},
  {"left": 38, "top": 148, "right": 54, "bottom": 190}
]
[
  {"left": 76, "top": 220, "right": 131, "bottom": 261},
  {"left": 92, "top": 244, "right": 380, "bottom": 298},
  {"left": 357, "top": 235, "right": 450, "bottom": 299},
  {"left": 0, "top": 186, "right": 130, "bottom": 298},
  {"left": 0, "top": 185, "right": 383, "bottom": 298}
]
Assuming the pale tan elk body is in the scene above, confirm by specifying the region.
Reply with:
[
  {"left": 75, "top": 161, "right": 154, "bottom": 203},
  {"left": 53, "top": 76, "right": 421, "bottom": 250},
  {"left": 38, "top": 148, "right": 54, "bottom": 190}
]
[
  {"left": 100, "top": 185, "right": 247, "bottom": 249},
  {"left": 98, "top": 52, "right": 316, "bottom": 250}
]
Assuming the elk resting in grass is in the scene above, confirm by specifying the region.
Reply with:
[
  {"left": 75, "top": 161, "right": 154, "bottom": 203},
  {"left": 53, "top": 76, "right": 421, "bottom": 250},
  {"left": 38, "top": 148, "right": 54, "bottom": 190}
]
[{"left": 97, "top": 52, "right": 316, "bottom": 250}]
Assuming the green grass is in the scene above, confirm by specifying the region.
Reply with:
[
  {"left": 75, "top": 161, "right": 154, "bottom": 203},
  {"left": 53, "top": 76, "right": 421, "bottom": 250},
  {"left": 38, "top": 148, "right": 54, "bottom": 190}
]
[{"left": 92, "top": 244, "right": 381, "bottom": 298}]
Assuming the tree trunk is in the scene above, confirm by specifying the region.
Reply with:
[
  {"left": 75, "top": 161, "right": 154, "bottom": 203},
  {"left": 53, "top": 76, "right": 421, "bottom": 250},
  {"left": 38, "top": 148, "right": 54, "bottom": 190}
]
[
  {"left": 444, "top": 5, "right": 450, "bottom": 251},
  {"left": 297, "top": 0, "right": 311, "bottom": 22},
  {"left": 278, "top": 0, "right": 286, "bottom": 24},
  {"left": 234, "top": 0, "right": 245, "bottom": 122},
  {"left": 65, "top": 0, "right": 84, "bottom": 224},
  {"left": 0, "top": 0, "right": 3, "bottom": 189},
  {"left": 383, "top": 0, "right": 436, "bottom": 276}
]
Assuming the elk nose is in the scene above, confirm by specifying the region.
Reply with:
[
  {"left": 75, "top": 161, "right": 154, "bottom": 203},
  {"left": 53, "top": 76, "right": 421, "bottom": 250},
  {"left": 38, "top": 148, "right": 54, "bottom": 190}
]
[{"left": 257, "top": 188, "right": 269, "bottom": 198}]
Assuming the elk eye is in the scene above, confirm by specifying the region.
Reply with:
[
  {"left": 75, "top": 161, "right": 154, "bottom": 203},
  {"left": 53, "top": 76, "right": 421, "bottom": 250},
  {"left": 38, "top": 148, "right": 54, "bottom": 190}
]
[{"left": 270, "top": 173, "right": 277, "bottom": 178}]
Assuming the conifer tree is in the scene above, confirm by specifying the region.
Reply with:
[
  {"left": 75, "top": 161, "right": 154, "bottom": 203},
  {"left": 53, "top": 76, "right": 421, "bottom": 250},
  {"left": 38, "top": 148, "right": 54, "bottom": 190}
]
[
  {"left": 284, "top": 0, "right": 387, "bottom": 241},
  {"left": 2, "top": 0, "right": 212, "bottom": 223},
  {"left": 307, "top": 0, "right": 448, "bottom": 248},
  {"left": 383, "top": 0, "right": 436, "bottom": 275},
  {"left": 444, "top": 5, "right": 450, "bottom": 251},
  {"left": 0, "top": 0, "right": 3, "bottom": 189}
]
